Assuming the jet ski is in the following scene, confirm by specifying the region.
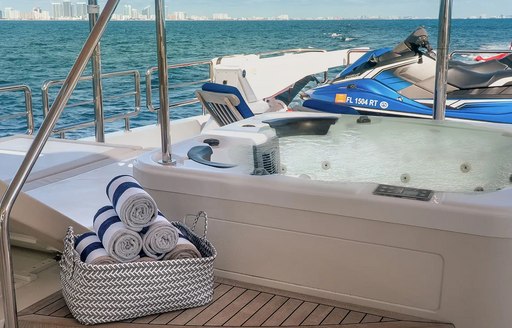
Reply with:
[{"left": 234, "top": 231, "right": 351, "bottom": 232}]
[
  {"left": 475, "top": 42, "right": 512, "bottom": 62},
  {"left": 304, "top": 27, "right": 512, "bottom": 124}
]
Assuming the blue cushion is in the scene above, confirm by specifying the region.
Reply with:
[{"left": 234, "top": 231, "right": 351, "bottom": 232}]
[
  {"left": 303, "top": 99, "right": 359, "bottom": 115},
  {"left": 201, "top": 83, "right": 254, "bottom": 119}
]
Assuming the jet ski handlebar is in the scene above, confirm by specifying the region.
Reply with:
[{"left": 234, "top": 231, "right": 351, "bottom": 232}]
[{"left": 394, "top": 27, "right": 434, "bottom": 56}]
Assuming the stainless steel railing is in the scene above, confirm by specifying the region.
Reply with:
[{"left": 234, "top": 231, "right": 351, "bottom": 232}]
[
  {"left": 146, "top": 60, "right": 214, "bottom": 113},
  {"left": 346, "top": 49, "right": 370, "bottom": 66},
  {"left": 88, "top": 0, "right": 105, "bottom": 142},
  {"left": 41, "top": 69, "right": 141, "bottom": 138},
  {"left": 0, "top": 1, "right": 120, "bottom": 326},
  {"left": 433, "top": 0, "right": 452, "bottom": 120},
  {"left": 0, "top": 85, "right": 35, "bottom": 135},
  {"left": 449, "top": 49, "right": 512, "bottom": 59}
]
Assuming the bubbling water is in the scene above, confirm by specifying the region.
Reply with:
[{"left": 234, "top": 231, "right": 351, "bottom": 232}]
[{"left": 278, "top": 117, "right": 512, "bottom": 192}]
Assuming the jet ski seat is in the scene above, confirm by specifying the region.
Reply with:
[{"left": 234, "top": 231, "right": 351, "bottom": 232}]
[
  {"left": 498, "top": 53, "right": 512, "bottom": 67},
  {"left": 448, "top": 66, "right": 512, "bottom": 89},
  {"left": 450, "top": 58, "right": 509, "bottom": 74}
]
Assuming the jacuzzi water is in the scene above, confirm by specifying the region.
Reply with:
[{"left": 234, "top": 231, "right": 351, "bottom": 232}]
[{"left": 277, "top": 116, "right": 512, "bottom": 192}]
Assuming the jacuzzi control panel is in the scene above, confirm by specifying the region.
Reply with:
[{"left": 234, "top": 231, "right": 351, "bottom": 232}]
[{"left": 373, "top": 184, "right": 433, "bottom": 201}]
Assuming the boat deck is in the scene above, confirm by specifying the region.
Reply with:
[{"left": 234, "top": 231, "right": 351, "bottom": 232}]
[{"left": 18, "top": 278, "right": 453, "bottom": 328}]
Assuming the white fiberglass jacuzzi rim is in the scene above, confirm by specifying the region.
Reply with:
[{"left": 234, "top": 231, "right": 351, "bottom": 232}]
[
  {"left": 133, "top": 112, "right": 512, "bottom": 328},
  {"left": 134, "top": 147, "right": 512, "bottom": 239}
]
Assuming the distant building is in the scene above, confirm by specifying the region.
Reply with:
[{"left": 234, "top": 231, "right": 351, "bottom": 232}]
[
  {"left": 131, "top": 9, "right": 139, "bottom": 19},
  {"left": 212, "top": 13, "right": 230, "bottom": 20},
  {"left": 62, "top": 0, "right": 72, "bottom": 18},
  {"left": 4, "top": 7, "right": 20, "bottom": 20},
  {"left": 52, "top": 2, "right": 63, "bottom": 19},
  {"left": 276, "top": 14, "right": 289, "bottom": 20},
  {"left": 29, "top": 7, "right": 51, "bottom": 20},
  {"left": 171, "top": 11, "right": 186, "bottom": 20},
  {"left": 76, "top": 2, "right": 87, "bottom": 19},
  {"left": 141, "top": 6, "right": 151, "bottom": 20},
  {"left": 123, "top": 5, "right": 132, "bottom": 17},
  {"left": 188, "top": 15, "right": 208, "bottom": 21},
  {"left": 0, "top": 10, "right": 3, "bottom": 19}
]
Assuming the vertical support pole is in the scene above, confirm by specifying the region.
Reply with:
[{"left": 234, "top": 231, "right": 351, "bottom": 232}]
[
  {"left": 89, "top": 0, "right": 105, "bottom": 142},
  {"left": 155, "top": 0, "right": 173, "bottom": 165},
  {"left": 0, "top": 1, "right": 120, "bottom": 327},
  {"left": 433, "top": 0, "right": 452, "bottom": 120}
]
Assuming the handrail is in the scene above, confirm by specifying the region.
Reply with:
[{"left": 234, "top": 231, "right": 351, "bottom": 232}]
[
  {"left": 146, "top": 60, "right": 213, "bottom": 113},
  {"left": 41, "top": 69, "right": 141, "bottom": 138},
  {"left": 154, "top": 0, "right": 172, "bottom": 164},
  {"left": 216, "top": 48, "right": 327, "bottom": 65},
  {"left": 89, "top": 0, "right": 105, "bottom": 142},
  {"left": 0, "top": 85, "right": 35, "bottom": 135},
  {"left": 0, "top": 0, "right": 120, "bottom": 326},
  {"left": 433, "top": 0, "right": 452, "bottom": 121},
  {"left": 449, "top": 49, "right": 512, "bottom": 59},
  {"left": 346, "top": 49, "right": 370, "bottom": 66}
]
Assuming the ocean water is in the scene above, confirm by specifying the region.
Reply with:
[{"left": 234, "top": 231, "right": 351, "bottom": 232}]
[{"left": 0, "top": 19, "right": 511, "bottom": 138}]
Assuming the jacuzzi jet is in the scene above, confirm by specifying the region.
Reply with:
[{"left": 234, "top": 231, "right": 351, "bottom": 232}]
[
  {"left": 321, "top": 161, "right": 331, "bottom": 170},
  {"left": 400, "top": 173, "right": 410, "bottom": 183},
  {"left": 509, "top": 174, "right": 512, "bottom": 183},
  {"left": 474, "top": 186, "right": 484, "bottom": 192},
  {"left": 460, "top": 162, "right": 471, "bottom": 173},
  {"left": 280, "top": 165, "right": 287, "bottom": 174}
]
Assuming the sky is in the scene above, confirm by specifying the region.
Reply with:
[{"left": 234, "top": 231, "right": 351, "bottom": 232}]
[{"left": 0, "top": 0, "right": 510, "bottom": 18}]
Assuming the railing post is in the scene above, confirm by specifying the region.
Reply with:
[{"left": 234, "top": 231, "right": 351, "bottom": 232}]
[
  {"left": 0, "top": 85, "right": 34, "bottom": 135},
  {"left": 155, "top": 0, "right": 173, "bottom": 165},
  {"left": 0, "top": 1, "right": 119, "bottom": 326},
  {"left": 23, "top": 87, "right": 34, "bottom": 135},
  {"left": 89, "top": 0, "right": 105, "bottom": 142},
  {"left": 433, "top": 0, "right": 452, "bottom": 120}
]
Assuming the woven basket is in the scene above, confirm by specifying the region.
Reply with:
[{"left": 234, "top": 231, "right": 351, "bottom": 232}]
[{"left": 60, "top": 219, "right": 216, "bottom": 325}]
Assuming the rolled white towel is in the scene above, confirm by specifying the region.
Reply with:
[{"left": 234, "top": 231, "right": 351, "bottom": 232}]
[
  {"left": 140, "top": 212, "right": 180, "bottom": 260},
  {"left": 93, "top": 206, "right": 143, "bottom": 263},
  {"left": 106, "top": 175, "right": 158, "bottom": 231},
  {"left": 163, "top": 233, "right": 201, "bottom": 260},
  {"left": 74, "top": 232, "right": 117, "bottom": 265}
]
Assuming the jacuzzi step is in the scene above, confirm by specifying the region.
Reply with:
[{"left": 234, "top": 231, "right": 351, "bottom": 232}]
[{"left": 18, "top": 277, "right": 452, "bottom": 327}]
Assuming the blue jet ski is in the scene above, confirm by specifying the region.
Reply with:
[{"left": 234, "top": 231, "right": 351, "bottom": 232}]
[{"left": 304, "top": 27, "right": 512, "bottom": 124}]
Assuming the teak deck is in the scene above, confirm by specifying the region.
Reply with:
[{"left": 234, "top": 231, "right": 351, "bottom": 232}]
[{"left": 18, "top": 278, "right": 453, "bottom": 328}]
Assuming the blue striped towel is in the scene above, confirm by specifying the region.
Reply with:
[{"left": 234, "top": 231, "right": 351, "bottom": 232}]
[
  {"left": 74, "top": 232, "right": 117, "bottom": 265},
  {"left": 106, "top": 175, "right": 158, "bottom": 232},
  {"left": 93, "top": 205, "right": 143, "bottom": 263},
  {"left": 140, "top": 212, "right": 180, "bottom": 260},
  {"left": 163, "top": 231, "right": 201, "bottom": 260}
]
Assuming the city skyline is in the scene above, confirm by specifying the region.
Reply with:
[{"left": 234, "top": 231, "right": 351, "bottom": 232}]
[{"left": 0, "top": 0, "right": 511, "bottom": 19}]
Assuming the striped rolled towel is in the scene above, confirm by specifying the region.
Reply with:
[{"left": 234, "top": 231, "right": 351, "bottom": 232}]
[
  {"left": 140, "top": 212, "right": 180, "bottom": 260},
  {"left": 163, "top": 232, "right": 202, "bottom": 260},
  {"left": 106, "top": 175, "right": 158, "bottom": 231},
  {"left": 136, "top": 252, "right": 157, "bottom": 262},
  {"left": 93, "top": 206, "right": 143, "bottom": 263},
  {"left": 74, "top": 232, "right": 117, "bottom": 265}
]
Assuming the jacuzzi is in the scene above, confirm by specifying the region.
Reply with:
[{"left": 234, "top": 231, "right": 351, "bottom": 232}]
[{"left": 134, "top": 112, "right": 512, "bottom": 328}]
